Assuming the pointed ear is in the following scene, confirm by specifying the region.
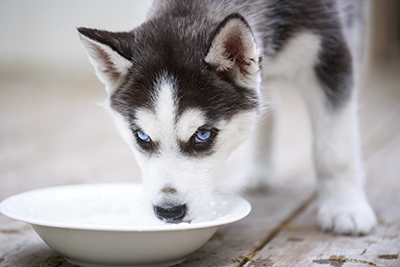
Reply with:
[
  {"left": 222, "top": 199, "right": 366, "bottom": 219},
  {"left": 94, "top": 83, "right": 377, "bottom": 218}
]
[
  {"left": 205, "top": 14, "right": 261, "bottom": 88},
  {"left": 77, "top": 27, "right": 134, "bottom": 94}
]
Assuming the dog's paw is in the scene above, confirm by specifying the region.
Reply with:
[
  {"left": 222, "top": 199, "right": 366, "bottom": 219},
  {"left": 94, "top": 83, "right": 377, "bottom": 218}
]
[{"left": 317, "top": 199, "right": 377, "bottom": 235}]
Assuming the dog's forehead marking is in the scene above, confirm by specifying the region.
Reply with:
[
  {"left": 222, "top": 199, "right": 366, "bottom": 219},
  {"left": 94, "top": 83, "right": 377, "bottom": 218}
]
[
  {"left": 135, "top": 75, "right": 206, "bottom": 151},
  {"left": 135, "top": 76, "right": 176, "bottom": 146},
  {"left": 155, "top": 76, "right": 177, "bottom": 136}
]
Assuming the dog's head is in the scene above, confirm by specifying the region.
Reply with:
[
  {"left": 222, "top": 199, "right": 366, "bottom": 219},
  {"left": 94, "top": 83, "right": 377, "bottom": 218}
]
[{"left": 78, "top": 13, "right": 261, "bottom": 222}]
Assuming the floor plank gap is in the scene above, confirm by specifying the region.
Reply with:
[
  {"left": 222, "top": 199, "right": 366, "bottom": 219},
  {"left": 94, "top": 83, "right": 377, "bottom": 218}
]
[{"left": 238, "top": 193, "right": 316, "bottom": 267}]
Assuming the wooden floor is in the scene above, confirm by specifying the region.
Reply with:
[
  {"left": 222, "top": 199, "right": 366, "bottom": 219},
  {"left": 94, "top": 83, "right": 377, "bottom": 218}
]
[{"left": 0, "top": 63, "right": 399, "bottom": 267}]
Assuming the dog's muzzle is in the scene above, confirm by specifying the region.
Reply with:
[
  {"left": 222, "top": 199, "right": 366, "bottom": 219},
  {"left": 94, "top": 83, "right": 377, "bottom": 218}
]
[{"left": 153, "top": 204, "right": 187, "bottom": 222}]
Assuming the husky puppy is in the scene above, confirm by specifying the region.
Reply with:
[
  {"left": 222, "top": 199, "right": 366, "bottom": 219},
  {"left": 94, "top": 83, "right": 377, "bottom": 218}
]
[{"left": 78, "top": 0, "right": 376, "bottom": 235}]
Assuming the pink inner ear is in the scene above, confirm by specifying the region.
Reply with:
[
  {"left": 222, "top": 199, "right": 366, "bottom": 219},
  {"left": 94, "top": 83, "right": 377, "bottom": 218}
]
[
  {"left": 222, "top": 29, "right": 251, "bottom": 75},
  {"left": 94, "top": 45, "right": 121, "bottom": 82}
]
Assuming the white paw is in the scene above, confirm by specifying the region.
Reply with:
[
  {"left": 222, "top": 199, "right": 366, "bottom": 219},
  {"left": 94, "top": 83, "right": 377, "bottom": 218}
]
[{"left": 318, "top": 199, "right": 377, "bottom": 235}]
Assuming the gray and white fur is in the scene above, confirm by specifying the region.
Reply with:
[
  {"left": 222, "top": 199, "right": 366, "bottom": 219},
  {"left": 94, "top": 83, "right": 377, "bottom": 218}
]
[{"left": 78, "top": 0, "right": 376, "bottom": 235}]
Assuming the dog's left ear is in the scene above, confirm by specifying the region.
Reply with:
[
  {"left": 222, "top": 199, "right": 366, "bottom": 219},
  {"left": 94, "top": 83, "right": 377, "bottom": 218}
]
[
  {"left": 205, "top": 13, "right": 261, "bottom": 88},
  {"left": 77, "top": 27, "right": 134, "bottom": 94}
]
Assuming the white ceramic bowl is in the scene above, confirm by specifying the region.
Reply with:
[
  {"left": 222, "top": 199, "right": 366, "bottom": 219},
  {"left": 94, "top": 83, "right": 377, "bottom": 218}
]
[{"left": 0, "top": 183, "right": 251, "bottom": 267}]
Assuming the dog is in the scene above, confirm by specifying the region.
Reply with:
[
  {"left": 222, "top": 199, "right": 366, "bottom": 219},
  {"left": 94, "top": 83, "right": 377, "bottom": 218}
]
[{"left": 78, "top": 0, "right": 376, "bottom": 235}]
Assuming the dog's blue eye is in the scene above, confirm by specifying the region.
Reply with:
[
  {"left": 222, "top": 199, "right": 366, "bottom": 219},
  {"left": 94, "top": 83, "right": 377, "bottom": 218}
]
[
  {"left": 195, "top": 129, "right": 212, "bottom": 143},
  {"left": 137, "top": 130, "right": 150, "bottom": 142}
]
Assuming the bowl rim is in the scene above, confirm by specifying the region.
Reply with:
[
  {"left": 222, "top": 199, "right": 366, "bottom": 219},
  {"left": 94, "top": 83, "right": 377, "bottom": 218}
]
[{"left": 0, "top": 183, "right": 251, "bottom": 232}]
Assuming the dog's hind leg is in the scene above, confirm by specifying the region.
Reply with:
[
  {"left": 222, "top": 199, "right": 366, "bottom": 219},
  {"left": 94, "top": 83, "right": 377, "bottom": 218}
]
[{"left": 236, "top": 102, "right": 275, "bottom": 192}]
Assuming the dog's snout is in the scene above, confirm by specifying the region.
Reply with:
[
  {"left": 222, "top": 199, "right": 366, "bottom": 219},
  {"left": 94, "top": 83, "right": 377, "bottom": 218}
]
[{"left": 154, "top": 204, "right": 187, "bottom": 222}]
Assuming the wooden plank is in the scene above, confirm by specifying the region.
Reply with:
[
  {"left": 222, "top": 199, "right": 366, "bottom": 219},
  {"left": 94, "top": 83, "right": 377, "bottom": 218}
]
[
  {"left": 242, "top": 192, "right": 400, "bottom": 267},
  {"left": 0, "top": 215, "right": 60, "bottom": 267},
  {"left": 177, "top": 185, "right": 314, "bottom": 267}
]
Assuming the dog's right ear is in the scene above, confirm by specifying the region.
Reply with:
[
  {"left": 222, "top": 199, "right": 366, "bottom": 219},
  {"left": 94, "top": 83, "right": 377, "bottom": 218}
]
[
  {"left": 77, "top": 27, "right": 133, "bottom": 94},
  {"left": 205, "top": 14, "right": 261, "bottom": 89}
]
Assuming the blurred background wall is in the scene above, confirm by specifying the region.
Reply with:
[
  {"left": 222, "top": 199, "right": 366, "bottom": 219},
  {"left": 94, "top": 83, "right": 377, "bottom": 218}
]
[
  {"left": 0, "top": 0, "right": 152, "bottom": 79},
  {"left": 369, "top": 0, "right": 400, "bottom": 66},
  {"left": 0, "top": 1, "right": 153, "bottom": 194},
  {"left": 0, "top": 0, "right": 399, "bottom": 77}
]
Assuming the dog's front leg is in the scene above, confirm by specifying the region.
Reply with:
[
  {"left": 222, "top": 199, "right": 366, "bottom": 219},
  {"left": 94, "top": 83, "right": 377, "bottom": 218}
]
[
  {"left": 296, "top": 41, "right": 377, "bottom": 235},
  {"left": 237, "top": 109, "right": 275, "bottom": 191},
  {"left": 310, "top": 96, "right": 376, "bottom": 235}
]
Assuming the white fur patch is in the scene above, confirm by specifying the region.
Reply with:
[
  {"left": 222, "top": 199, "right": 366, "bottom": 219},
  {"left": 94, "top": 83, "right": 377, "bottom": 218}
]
[{"left": 265, "top": 31, "right": 321, "bottom": 79}]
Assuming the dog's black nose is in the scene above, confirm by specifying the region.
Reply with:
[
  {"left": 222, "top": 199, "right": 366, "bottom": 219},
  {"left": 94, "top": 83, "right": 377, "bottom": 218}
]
[{"left": 154, "top": 204, "right": 187, "bottom": 222}]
